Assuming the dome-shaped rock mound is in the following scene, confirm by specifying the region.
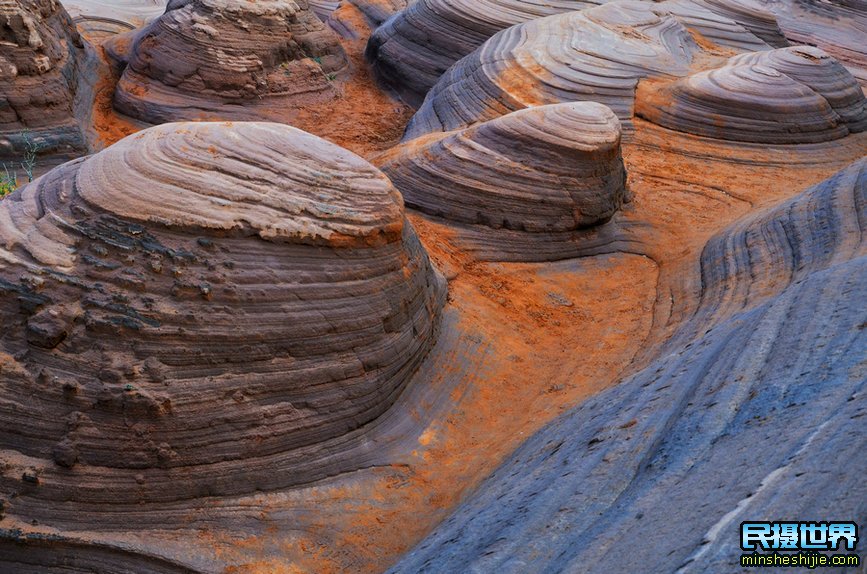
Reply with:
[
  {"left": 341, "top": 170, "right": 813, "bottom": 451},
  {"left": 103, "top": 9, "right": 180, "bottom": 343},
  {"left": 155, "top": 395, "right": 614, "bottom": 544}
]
[
  {"left": 0, "top": 0, "right": 87, "bottom": 162},
  {"left": 377, "top": 102, "right": 627, "bottom": 232},
  {"left": 403, "top": 0, "right": 774, "bottom": 140},
  {"left": 110, "top": 0, "right": 349, "bottom": 124},
  {"left": 366, "top": 0, "right": 607, "bottom": 107},
  {"left": 636, "top": 46, "right": 867, "bottom": 143},
  {"left": 366, "top": 0, "right": 784, "bottom": 108},
  {"left": 0, "top": 122, "right": 446, "bottom": 523}
]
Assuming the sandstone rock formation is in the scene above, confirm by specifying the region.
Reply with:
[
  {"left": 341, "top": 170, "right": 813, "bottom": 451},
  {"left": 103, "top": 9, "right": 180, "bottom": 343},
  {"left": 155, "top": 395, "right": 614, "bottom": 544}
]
[
  {"left": 402, "top": 1, "right": 769, "bottom": 139},
  {"left": 327, "top": 0, "right": 411, "bottom": 36},
  {"left": 109, "top": 0, "right": 349, "bottom": 123},
  {"left": 0, "top": 0, "right": 88, "bottom": 163},
  {"left": 754, "top": 0, "right": 867, "bottom": 85},
  {"left": 366, "top": 0, "right": 785, "bottom": 107},
  {"left": 388, "top": 158, "right": 867, "bottom": 574},
  {"left": 309, "top": 0, "right": 340, "bottom": 20},
  {"left": 377, "top": 102, "right": 627, "bottom": 232},
  {"left": 366, "top": 0, "right": 607, "bottom": 106},
  {"left": 637, "top": 46, "right": 867, "bottom": 143},
  {"left": 660, "top": 0, "right": 784, "bottom": 50},
  {"left": 62, "top": 0, "right": 168, "bottom": 23},
  {"left": 62, "top": 0, "right": 169, "bottom": 42},
  {"left": 0, "top": 122, "right": 446, "bottom": 526}
]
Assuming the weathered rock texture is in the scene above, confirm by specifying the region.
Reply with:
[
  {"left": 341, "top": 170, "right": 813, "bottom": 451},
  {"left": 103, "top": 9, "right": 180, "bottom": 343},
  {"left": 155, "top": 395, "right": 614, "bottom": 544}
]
[
  {"left": 366, "top": 0, "right": 785, "bottom": 107},
  {"left": 0, "top": 122, "right": 446, "bottom": 527},
  {"left": 0, "top": 0, "right": 87, "bottom": 162},
  {"left": 637, "top": 46, "right": 867, "bottom": 143},
  {"left": 110, "top": 0, "right": 349, "bottom": 123},
  {"left": 309, "top": 0, "right": 340, "bottom": 20},
  {"left": 325, "top": 0, "right": 412, "bottom": 40},
  {"left": 755, "top": 0, "right": 867, "bottom": 85},
  {"left": 0, "top": 533, "right": 198, "bottom": 574},
  {"left": 366, "top": 0, "right": 607, "bottom": 106},
  {"left": 62, "top": 0, "right": 169, "bottom": 42},
  {"left": 403, "top": 1, "right": 770, "bottom": 139},
  {"left": 659, "top": 0, "right": 783, "bottom": 50},
  {"left": 377, "top": 102, "right": 627, "bottom": 232},
  {"left": 314, "top": 0, "right": 409, "bottom": 22},
  {"left": 388, "top": 158, "right": 867, "bottom": 573}
]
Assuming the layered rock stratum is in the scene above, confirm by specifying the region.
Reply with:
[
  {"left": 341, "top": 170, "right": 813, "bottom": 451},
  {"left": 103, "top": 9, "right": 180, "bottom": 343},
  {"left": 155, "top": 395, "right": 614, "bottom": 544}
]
[
  {"left": 0, "top": 121, "right": 446, "bottom": 531},
  {"left": 377, "top": 102, "right": 627, "bottom": 232},
  {"left": 0, "top": 0, "right": 88, "bottom": 162},
  {"left": 366, "top": 0, "right": 605, "bottom": 106},
  {"left": 366, "top": 0, "right": 789, "bottom": 106},
  {"left": 109, "top": 0, "right": 349, "bottom": 123},
  {"left": 0, "top": 0, "right": 865, "bottom": 571},
  {"left": 637, "top": 46, "right": 867, "bottom": 143},
  {"left": 388, "top": 157, "right": 867, "bottom": 574},
  {"left": 754, "top": 0, "right": 867, "bottom": 84},
  {"left": 402, "top": 1, "right": 770, "bottom": 139}
]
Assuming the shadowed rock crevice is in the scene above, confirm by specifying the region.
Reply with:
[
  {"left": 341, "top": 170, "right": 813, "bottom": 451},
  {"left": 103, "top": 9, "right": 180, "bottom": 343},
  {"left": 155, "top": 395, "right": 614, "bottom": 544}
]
[{"left": 0, "top": 531, "right": 199, "bottom": 574}]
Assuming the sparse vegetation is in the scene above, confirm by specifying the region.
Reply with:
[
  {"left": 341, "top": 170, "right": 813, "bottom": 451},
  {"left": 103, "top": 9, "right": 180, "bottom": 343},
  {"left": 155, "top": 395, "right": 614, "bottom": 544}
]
[
  {"left": 0, "top": 166, "right": 17, "bottom": 199},
  {"left": 0, "top": 130, "right": 40, "bottom": 199}
]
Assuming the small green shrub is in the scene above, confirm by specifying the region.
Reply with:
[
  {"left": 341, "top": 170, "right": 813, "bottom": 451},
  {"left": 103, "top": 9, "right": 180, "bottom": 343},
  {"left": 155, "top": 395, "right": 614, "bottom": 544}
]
[
  {"left": 0, "top": 131, "right": 40, "bottom": 199},
  {"left": 0, "top": 166, "right": 17, "bottom": 198}
]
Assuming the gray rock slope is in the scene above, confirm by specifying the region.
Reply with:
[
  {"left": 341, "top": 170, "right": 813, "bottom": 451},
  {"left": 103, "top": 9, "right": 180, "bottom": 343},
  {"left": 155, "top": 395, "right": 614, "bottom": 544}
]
[{"left": 388, "top": 159, "right": 867, "bottom": 573}]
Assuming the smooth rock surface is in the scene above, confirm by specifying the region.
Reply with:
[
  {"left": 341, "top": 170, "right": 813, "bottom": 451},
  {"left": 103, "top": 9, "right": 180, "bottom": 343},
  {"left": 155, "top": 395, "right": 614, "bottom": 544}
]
[
  {"left": 388, "top": 158, "right": 867, "bottom": 574},
  {"left": 754, "top": 0, "right": 867, "bottom": 85},
  {"left": 637, "top": 46, "right": 867, "bottom": 143},
  {"left": 0, "top": 0, "right": 88, "bottom": 162},
  {"left": 366, "top": 0, "right": 783, "bottom": 107},
  {"left": 109, "top": 0, "right": 349, "bottom": 123},
  {"left": 366, "top": 0, "right": 609, "bottom": 107},
  {"left": 377, "top": 102, "right": 627, "bottom": 231},
  {"left": 0, "top": 122, "right": 446, "bottom": 526},
  {"left": 403, "top": 1, "right": 769, "bottom": 139},
  {"left": 325, "top": 0, "right": 412, "bottom": 40}
]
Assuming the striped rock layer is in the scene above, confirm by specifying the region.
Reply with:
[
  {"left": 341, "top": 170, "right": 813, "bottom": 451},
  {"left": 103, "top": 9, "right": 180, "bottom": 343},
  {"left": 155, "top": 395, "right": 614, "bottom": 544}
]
[
  {"left": 377, "top": 102, "right": 627, "bottom": 232},
  {"left": 110, "top": 0, "right": 349, "bottom": 123},
  {"left": 636, "top": 46, "right": 867, "bottom": 143},
  {"left": 754, "top": 0, "right": 867, "bottom": 85},
  {"left": 388, "top": 158, "right": 867, "bottom": 573},
  {"left": 366, "top": 0, "right": 608, "bottom": 107},
  {"left": 0, "top": 122, "right": 446, "bottom": 527},
  {"left": 327, "top": 0, "right": 412, "bottom": 39},
  {"left": 0, "top": 0, "right": 87, "bottom": 161},
  {"left": 366, "top": 0, "right": 785, "bottom": 107},
  {"left": 403, "top": 1, "right": 773, "bottom": 140}
]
